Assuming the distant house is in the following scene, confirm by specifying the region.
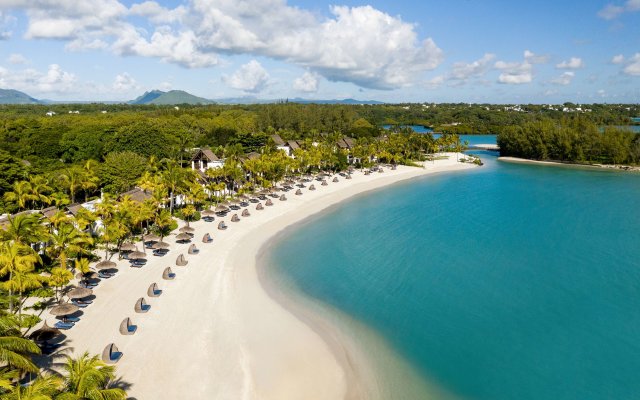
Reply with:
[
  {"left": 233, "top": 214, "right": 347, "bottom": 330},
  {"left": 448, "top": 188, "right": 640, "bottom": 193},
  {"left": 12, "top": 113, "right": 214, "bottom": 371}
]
[
  {"left": 68, "top": 110, "right": 80, "bottom": 114},
  {"left": 271, "top": 134, "right": 303, "bottom": 157},
  {"left": 45, "top": 111, "right": 55, "bottom": 117},
  {"left": 191, "top": 149, "right": 224, "bottom": 172},
  {"left": 118, "top": 188, "right": 153, "bottom": 203}
]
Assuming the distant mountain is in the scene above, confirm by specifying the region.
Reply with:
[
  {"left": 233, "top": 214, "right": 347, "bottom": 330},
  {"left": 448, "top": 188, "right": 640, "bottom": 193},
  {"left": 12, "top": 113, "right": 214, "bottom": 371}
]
[
  {"left": 129, "top": 90, "right": 214, "bottom": 105},
  {"left": 0, "top": 89, "right": 42, "bottom": 104}
]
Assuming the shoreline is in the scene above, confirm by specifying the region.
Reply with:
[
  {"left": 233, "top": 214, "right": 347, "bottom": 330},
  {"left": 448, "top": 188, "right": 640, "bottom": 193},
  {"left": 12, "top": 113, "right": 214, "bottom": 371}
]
[
  {"left": 44, "top": 154, "right": 476, "bottom": 399},
  {"left": 498, "top": 156, "right": 640, "bottom": 172}
]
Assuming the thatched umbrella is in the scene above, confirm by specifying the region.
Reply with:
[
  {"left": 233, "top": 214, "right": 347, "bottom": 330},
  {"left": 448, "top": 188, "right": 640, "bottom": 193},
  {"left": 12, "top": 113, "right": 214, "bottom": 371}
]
[
  {"left": 152, "top": 241, "right": 170, "bottom": 249},
  {"left": 128, "top": 251, "right": 146, "bottom": 260},
  {"left": 295, "top": 189, "right": 302, "bottom": 195},
  {"left": 120, "top": 243, "right": 136, "bottom": 252},
  {"left": 179, "top": 226, "right": 195, "bottom": 233},
  {"left": 67, "top": 287, "right": 93, "bottom": 299},
  {"left": 144, "top": 234, "right": 160, "bottom": 242},
  {"left": 95, "top": 260, "right": 116, "bottom": 270},
  {"left": 175, "top": 232, "right": 191, "bottom": 241},
  {"left": 215, "top": 204, "right": 229, "bottom": 213},
  {"left": 50, "top": 303, "right": 79, "bottom": 317},
  {"left": 201, "top": 209, "right": 215, "bottom": 217},
  {"left": 332, "top": 177, "right": 339, "bottom": 182},
  {"left": 76, "top": 272, "right": 98, "bottom": 280},
  {"left": 29, "top": 321, "right": 61, "bottom": 342}
]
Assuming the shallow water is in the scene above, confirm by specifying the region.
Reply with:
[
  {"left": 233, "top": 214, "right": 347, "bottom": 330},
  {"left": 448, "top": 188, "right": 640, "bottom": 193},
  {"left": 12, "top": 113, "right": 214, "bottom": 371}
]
[{"left": 267, "top": 140, "right": 640, "bottom": 400}]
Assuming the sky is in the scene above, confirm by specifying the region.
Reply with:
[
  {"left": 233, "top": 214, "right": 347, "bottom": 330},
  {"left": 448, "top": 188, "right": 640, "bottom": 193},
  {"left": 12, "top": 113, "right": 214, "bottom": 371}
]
[{"left": 0, "top": 0, "right": 638, "bottom": 103}]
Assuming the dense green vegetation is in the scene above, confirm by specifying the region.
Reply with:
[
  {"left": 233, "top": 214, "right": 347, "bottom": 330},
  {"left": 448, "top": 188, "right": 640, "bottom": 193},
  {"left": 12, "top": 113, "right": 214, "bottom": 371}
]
[{"left": 498, "top": 119, "right": 640, "bottom": 165}]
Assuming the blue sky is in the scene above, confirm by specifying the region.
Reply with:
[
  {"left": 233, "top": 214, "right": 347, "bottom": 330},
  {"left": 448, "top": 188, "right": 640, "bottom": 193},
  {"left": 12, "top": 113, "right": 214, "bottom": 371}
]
[{"left": 0, "top": 0, "right": 638, "bottom": 103}]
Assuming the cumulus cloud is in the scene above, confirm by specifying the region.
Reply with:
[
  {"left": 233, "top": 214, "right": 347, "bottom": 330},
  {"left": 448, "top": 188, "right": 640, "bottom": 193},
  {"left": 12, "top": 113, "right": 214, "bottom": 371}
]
[
  {"left": 551, "top": 71, "right": 575, "bottom": 85},
  {"left": 8, "top": 53, "right": 27, "bottom": 64},
  {"left": 493, "top": 50, "right": 548, "bottom": 84},
  {"left": 598, "top": 0, "right": 640, "bottom": 19},
  {"left": 623, "top": 53, "right": 640, "bottom": 75},
  {"left": 293, "top": 71, "right": 319, "bottom": 93},
  {"left": 223, "top": 60, "right": 270, "bottom": 93},
  {"left": 0, "top": 0, "right": 444, "bottom": 89},
  {"left": 524, "top": 50, "right": 549, "bottom": 64},
  {"left": 112, "top": 72, "right": 139, "bottom": 92},
  {"left": 556, "top": 57, "right": 584, "bottom": 69},
  {"left": 0, "top": 64, "right": 77, "bottom": 94},
  {"left": 611, "top": 54, "right": 625, "bottom": 64},
  {"left": 448, "top": 53, "right": 495, "bottom": 82}
]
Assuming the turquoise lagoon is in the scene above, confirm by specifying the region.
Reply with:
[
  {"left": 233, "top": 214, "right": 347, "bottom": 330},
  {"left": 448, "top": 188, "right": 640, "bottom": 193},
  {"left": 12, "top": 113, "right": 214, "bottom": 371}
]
[{"left": 266, "top": 136, "right": 640, "bottom": 400}]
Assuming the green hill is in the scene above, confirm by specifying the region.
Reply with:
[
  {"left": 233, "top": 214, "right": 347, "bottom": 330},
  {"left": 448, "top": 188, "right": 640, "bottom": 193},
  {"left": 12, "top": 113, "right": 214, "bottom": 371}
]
[
  {"left": 129, "top": 90, "right": 213, "bottom": 105},
  {"left": 0, "top": 89, "right": 42, "bottom": 104}
]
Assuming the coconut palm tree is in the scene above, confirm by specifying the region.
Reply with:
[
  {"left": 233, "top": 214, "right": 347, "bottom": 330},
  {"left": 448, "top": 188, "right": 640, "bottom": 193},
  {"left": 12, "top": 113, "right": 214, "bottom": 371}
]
[
  {"left": 160, "top": 161, "right": 185, "bottom": 215},
  {"left": 59, "top": 167, "right": 85, "bottom": 204},
  {"left": 153, "top": 210, "right": 174, "bottom": 242},
  {"left": 47, "top": 222, "right": 93, "bottom": 270},
  {"left": 4, "top": 374, "right": 63, "bottom": 399},
  {"left": 49, "top": 267, "right": 73, "bottom": 302},
  {"left": 0, "top": 213, "right": 45, "bottom": 247},
  {"left": 3, "top": 181, "right": 34, "bottom": 211},
  {"left": 0, "top": 315, "right": 41, "bottom": 373},
  {"left": 58, "top": 352, "right": 126, "bottom": 400},
  {"left": 0, "top": 243, "right": 40, "bottom": 314},
  {"left": 5, "top": 264, "right": 47, "bottom": 320}
]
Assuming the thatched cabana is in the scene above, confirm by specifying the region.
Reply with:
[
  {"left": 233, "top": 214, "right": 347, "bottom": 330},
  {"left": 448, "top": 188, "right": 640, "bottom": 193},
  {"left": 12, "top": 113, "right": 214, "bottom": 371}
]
[
  {"left": 179, "top": 226, "right": 195, "bottom": 233},
  {"left": 120, "top": 243, "right": 136, "bottom": 252},
  {"left": 95, "top": 260, "right": 116, "bottom": 270},
  {"left": 202, "top": 233, "right": 213, "bottom": 243},
  {"left": 188, "top": 244, "right": 199, "bottom": 254},
  {"left": 309, "top": 184, "right": 316, "bottom": 191},
  {"left": 321, "top": 180, "right": 328, "bottom": 186},
  {"left": 119, "top": 317, "right": 137, "bottom": 335},
  {"left": 176, "top": 254, "right": 188, "bottom": 266},
  {"left": 218, "top": 221, "right": 227, "bottom": 230},
  {"left": 29, "top": 322, "right": 61, "bottom": 342},
  {"left": 378, "top": 168, "right": 384, "bottom": 173},
  {"left": 231, "top": 214, "right": 240, "bottom": 222},
  {"left": 147, "top": 283, "right": 162, "bottom": 297},
  {"left": 50, "top": 303, "right": 79, "bottom": 317},
  {"left": 279, "top": 194, "right": 287, "bottom": 201},
  {"left": 175, "top": 232, "right": 191, "bottom": 242},
  {"left": 256, "top": 203, "right": 264, "bottom": 210},
  {"left": 152, "top": 241, "right": 170, "bottom": 249},
  {"left": 128, "top": 251, "right": 146, "bottom": 260},
  {"left": 241, "top": 209, "right": 250, "bottom": 217},
  {"left": 332, "top": 177, "right": 339, "bottom": 182},
  {"left": 67, "top": 287, "right": 92, "bottom": 299},
  {"left": 101, "top": 343, "right": 122, "bottom": 364},
  {"left": 144, "top": 233, "right": 160, "bottom": 242},
  {"left": 265, "top": 199, "right": 274, "bottom": 206},
  {"left": 134, "top": 297, "right": 150, "bottom": 313},
  {"left": 162, "top": 267, "right": 175, "bottom": 280}
]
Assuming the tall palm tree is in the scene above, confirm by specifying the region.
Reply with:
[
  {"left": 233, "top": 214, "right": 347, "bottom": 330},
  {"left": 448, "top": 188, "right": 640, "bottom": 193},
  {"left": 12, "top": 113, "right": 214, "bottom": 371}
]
[
  {"left": 129, "top": 201, "right": 155, "bottom": 253},
  {"left": 49, "top": 267, "right": 73, "bottom": 302},
  {"left": 0, "top": 316, "right": 41, "bottom": 373},
  {"left": 28, "top": 175, "right": 52, "bottom": 209},
  {"left": 59, "top": 352, "right": 126, "bottom": 400},
  {"left": 59, "top": 167, "right": 85, "bottom": 204},
  {"left": 0, "top": 243, "right": 40, "bottom": 314},
  {"left": 5, "top": 264, "right": 47, "bottom": 319},
  {"left": 4, "top": 374, "right": 63, "bottom": 399},
  {"left": 47, "top": 222, "right": 93, "bottom": 270},
  {"left": 161, "top": 162, "right": 185, "bottom": 215},
  {"left": 3, "top": 181, "right": 34, "bottom": 211},
  {"left": 0, "top": 214, "right": 45, "bottom": 247}
]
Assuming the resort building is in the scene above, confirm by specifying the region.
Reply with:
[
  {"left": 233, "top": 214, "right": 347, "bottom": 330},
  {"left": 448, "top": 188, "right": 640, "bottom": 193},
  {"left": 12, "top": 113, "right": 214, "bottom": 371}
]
[
  {"left": 271, "top": 134, "right": 303, "bottom": 157},
  {"left": 191, "top": 148, "right": 224, "bottom": 172}
]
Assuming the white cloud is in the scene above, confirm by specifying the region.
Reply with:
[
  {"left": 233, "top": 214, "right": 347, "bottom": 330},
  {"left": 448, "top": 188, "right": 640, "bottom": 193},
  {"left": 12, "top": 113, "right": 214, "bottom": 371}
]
[
  {"left": 8, "top": 53, "right": 27, "bottom": 64},
  {"left": 0, "top": 64, "right": 78, "bottom": 94},
  {"left": 112, "top": 72, "right": 139, "bottom": 92},
  {"left": 158, "top": 81, "right": 172, "bottom": 91},
  {"left": 551, "top": 71, "right": 575, "bottom": 85},
  {"left": 598, "top": 0, "right": 640, "bottom": 19},
  {"left": 293, "top": 71, "right": 319, "bottom": 93},
  {"left": 448, "top": 53, "right": 495, "bottom": 81},
  {"left": 493, "top": 50, "right": 548, "bottom": 84},
  {"left": 524, "top": 50, "right": 549, "bottom": 64},
  {"left": 424, "top": 75, "right": 445, "bottom": 89},
  {"left": 556, "top": 57, "right": 584, "bottom": 69},
  {"left": 0, "top": 9, "right": 14, "bottom": 39},
  {"left": 0, "top": 1, "right": 444, "bottom": 89},
  {"left": 223, "top": 60, "right": 270, "bottom": 93},
  {"left": 623, "top": 53, "right": 640, "bottom": 76},
  {"left": 611, "top": 54, "right": 625, "bottom": 64}
]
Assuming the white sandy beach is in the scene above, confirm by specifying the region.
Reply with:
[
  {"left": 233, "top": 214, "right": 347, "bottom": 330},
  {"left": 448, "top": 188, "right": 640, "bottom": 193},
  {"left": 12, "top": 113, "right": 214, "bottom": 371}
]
[{"left": 42, "top": 154, "right": 476, "bottom": 400}]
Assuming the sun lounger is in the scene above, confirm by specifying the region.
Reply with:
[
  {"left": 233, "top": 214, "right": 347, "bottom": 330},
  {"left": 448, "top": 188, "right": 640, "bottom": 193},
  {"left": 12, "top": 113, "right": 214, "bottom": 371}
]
[
  {"left": 54, "top": 321, "right": 74, "bottom": 330},
  {"left": 134, "top": 297, "right": 151, "bottom": 313},
  {"left": 119, "top": 317, "right": 137, "bottom": 335},
  {"left": 71, "top": 299, "right": 88, "bottom": 308},
  {"left": 102, "top": 343, "right": 122, "bottom": 364}
]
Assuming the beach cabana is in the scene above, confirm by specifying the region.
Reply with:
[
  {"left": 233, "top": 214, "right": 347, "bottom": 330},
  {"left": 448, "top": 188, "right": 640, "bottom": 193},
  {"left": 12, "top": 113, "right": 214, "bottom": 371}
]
[
  {"left": 101, "top": 343, "right": 122, "bottom": 364},
  {"left": 321, "top": 180, "right": 328, "bottom": 186},
  {"left": 147, "top": 283, "right": 162, "bottom": 297},
  {"left": 179, "top": 226, "right": 195, "bottom": 233},
  {"left": 188, "top": 244, "right": 199, "bottom": 254},
  {"left": 265, "top": 199, "right": 274, "bottom": 206},
  {"left": 176, "top": 254, "right": 188, "bottom": 266},
  {"left": 231, "top": 214, "right": 240, "bottom": 222},
  {"left": 295, "top": 189, "right": 302, "bottom": 195},
  {"left": 346, "top": 174, "right": 352, "bottom": 180},
  {"left": 29, "top": 322, "right": 61, "bottom": 343},
  {"left": 333, "top": 177, "right": 339, "bottom": 182},
  {"left": 378, "top": 168, "right": 384, "bottom": 173},
  {"left": 119, "top": 317, "right": 137, "bottom": 335},
  {"left": 202, "top": 233, "right": 213, "bottom": 243},
  {"left": 201, "top": 209, "right": 215, "bottom": 217},
  {"left": 218, "top": 221, "right": 227, "bottom": 230},
  {"left": 134, "top": 297, "right": 150, "bottom": 313},
  {"left": 241, "top": 209, "right": 250, "bottom": 217},
  {"left": 309, "top": 184, "right": 316, "bottom": 191},
  {"left": 128, "top": 251, "right": 146, "bottom": 260},
  {"left": 120, "top": 243, "right": 136, "bottom": 252},
  {"left": 256, "top": 203, "right": 264, "bottom": 210},
  {"left": 95, "top": 260, "right": 116, "bottom": 270},
  {"left": 391, "top": 165, "right": 397, "bottom": 170},
  {"left": 175, "top": 232, "right": 191, "bottom": 242},
  {"left": 162, "top": 267, "right": 176, "bottom": 280},
  {"left": 152, "top": 241, "right": 170, "bottom": 249},
  {"left": 279, "top": 194, "right": 287, "bottom": 201},
  {"left": 144, "top": 233, "right": 160, "bottom": 242},
  {"left": 50, "top": 303, "right": 79, "bottom": 320},
  {"left": 67, "top": 287, "right": 92, "bottom": 300}
]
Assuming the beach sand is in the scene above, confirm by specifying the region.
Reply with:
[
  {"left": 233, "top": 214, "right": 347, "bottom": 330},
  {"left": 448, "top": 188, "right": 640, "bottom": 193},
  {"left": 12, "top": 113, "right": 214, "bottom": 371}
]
[
  {"left": 43, "top": 154, "right": 476, "bottom": 399},
  {"left": 499, "top": 156, "right": 640, "bottom": 172}
]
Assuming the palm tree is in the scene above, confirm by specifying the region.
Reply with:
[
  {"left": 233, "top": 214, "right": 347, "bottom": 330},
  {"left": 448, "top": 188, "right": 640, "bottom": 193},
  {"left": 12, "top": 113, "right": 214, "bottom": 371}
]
[
  {"left": 5, "top": 264, "right": 47, "bottom": 320},
  {"left": 49, "top": 267, "right": 73, "bottom": 302},
  {"left": 3, "top": 181, "right": 34, "bottom": 211},
  {"left": 47, "top": 222, "right": 93, "bottom": 270},
  {"left": 59, "top": 352, "right": 126, "bottom": 400},
  {"left": 1, "top": 213, "right": 46, "bottom": 247},
  {"left": 59, "top": 167, "right": 85, "bottom": 204},
  {"left": 153, "top": 210, "right": 174, "bottom": 242},
  {"left": 181, "top": 205, "right": 196, "bottom": 227},
  {"left": 28, "top": 175, "right": 52, "bottom": 209},
  {"left": 0, "top": 243, "right": 40, "bottom": 314},
  {"left": 0, "top": 315, "right": 41, "bottom": 373},
  {"left": 161, "top": 161, "right": 185, "bottom": 215},
  {"left": 129, "top": 201, "right": 155, "bottom": 253},
  {"left": 4, "top": 374, "right": 63, "bottom": 399}
]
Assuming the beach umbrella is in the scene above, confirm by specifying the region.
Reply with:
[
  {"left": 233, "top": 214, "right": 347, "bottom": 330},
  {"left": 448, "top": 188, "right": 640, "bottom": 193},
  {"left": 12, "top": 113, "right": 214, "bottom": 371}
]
[
  {"left": 152, "top": 241, "right": 170, "bottom": 249},
  {"left": 179, "top": 226, "right": 195, "bottom": 233},
  {"left": 67, "top": 287, "right": 93, "bottom": 299},
  {"left": 144, "top": 234, "right": 160, "bottom": 242},
  {"left": 120, "top": 243, "right": 136, "bottom": 252},
  {"left": 215, "top": 204, "right": 229, "bottom": 212},
  {"left": 76, "top": 272, "right": 98, "bottom": 280},
  {"left": 29, "top": 322, "right": 61, "bottom": 342},
  {"left": 128, "top": 251, "right": 146, "bottom": 260},
  {"left": 95, "top": 260, "right": 116, "bottom": 270},
  {"left": 176, "top": 233, "right": 191, "bottom": 241},
  {"left": 201, "top": 209, "right": 215, "bottom": 217},
  {"left": 239, "top": 194, "right": 250, "bottom": 201},
  {"left": 50, "top": 303, "right": 79, "bottom": 317}
]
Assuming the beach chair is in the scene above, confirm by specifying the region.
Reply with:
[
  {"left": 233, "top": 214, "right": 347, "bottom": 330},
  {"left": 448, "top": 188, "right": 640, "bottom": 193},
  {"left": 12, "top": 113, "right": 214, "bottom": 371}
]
[
  {"left": 98, "top": 272, "right": 113, "bottom": 279},
  {"left": 176, "top": 254, "right": 188, "bottom": 266},
  {"left": 147, "top": 283, "right": 162, "bottom": 297},
  {"left": 188, "top": 244, "right": 199, "bottom": 254},
  {"left": 218, "top": 221, "right": 227, "bottom": 230},
  {"left": 295, "top": 189, "right": 303, "bottom": 195},
  {"left": 70, "top": 299, "right": 88, "bottom": 308},
  {"left": 101, "top": 343, "right": 122, "bottom": 364},
  {"left": 241, "top": 209, "right": 250, "bottom": 217},
  {"left": 231, "top": 214, "right": 240, "bottom": 222},
  {"left": 202, "top": 233, "right": 213, "bottom": 243},
  {"left": 162, "top": 267, "right": 176, "bottom": 280},
  {"left": 134, "top": 297, "right": 151, "bottom": 313},
  {"left": 256, "top": 203, "right": 264, "bottom": 210},
  {"left": 279, "top": 194, "right": 287, "bottom": 201},
  {"left": 119, "top": 317, "right": 137, "bottom": 335},
  {"left": 54, "top": 321, "right": 74, "bottom": 330}
]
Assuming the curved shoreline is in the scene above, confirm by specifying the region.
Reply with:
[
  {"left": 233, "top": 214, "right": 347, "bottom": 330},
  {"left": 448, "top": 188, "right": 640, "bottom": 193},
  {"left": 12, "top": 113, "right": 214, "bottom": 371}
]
[
  {"left": 499, "top": 156, "right": 640, "bottom": 172},
  {"left": 48, "top": 154, "right": 476, "bottom": 399}
]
